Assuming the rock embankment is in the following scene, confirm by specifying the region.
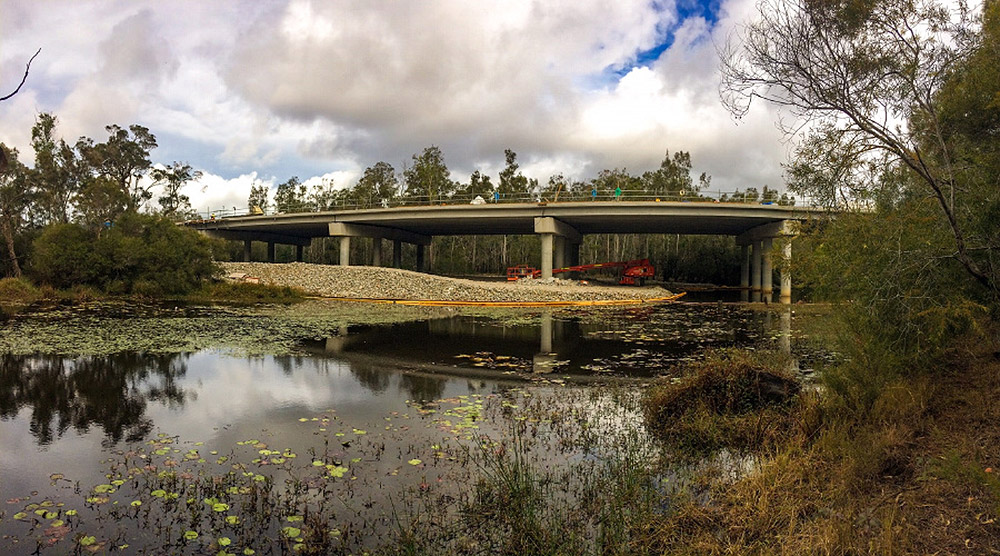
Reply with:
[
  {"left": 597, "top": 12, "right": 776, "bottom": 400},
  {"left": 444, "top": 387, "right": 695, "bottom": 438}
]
[{"left": 220, "top": 262, "right": 673, "bottom": 303}]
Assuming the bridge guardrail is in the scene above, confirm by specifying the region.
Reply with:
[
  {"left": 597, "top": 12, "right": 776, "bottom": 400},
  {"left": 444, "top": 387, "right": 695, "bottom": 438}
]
[{"left": 195, "top": 190, "right": 817, "bottom": 220}]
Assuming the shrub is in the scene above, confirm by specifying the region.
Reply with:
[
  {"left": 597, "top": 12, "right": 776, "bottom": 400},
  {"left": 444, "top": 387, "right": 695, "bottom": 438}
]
[
  {"left": 643, "top": 349, "right": 805, "bottom": 454},
  {"left": 30, "top": 213, "right": 220, "bottom": 295}
]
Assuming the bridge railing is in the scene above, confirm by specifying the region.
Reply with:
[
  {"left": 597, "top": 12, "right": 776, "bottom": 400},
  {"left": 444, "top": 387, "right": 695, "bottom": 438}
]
[{"left": 195, "top": 190, "right": 818, "bottom": 220}]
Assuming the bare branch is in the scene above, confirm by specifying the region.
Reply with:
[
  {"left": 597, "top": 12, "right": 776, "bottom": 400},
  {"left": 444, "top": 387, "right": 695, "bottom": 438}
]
[{"left": 0, "top": 48, "right": 41, "bottom": 102}]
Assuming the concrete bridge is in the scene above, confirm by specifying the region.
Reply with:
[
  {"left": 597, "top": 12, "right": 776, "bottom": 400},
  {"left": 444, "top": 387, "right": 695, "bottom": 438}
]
[{"left": 185, "top": 201, "right": 819, "bottom": 303}]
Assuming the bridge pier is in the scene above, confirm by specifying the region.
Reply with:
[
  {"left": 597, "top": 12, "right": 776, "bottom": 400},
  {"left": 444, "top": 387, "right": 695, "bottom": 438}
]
[
  {"left": 372, "top": 238, "right": 382, "bottom": 266},
  {"left": 244, "top": 240, "right": 252, "bottom": 262},
  {"left": 751, "top": 241, "right": 762, "bottom": 302},
  {"left": 737, "top": 220, "right": 798, "bottom": 304},
  {"left": 762, "top": 237, "right": 774, "bottom": 303},
  {"left": 267, "top": 242, "right": 276, "bottom": 263},
  {"left": 296, "top": 245, "right": 304, "bottom": 263},
  {"left": 339, "top": 237, "right": 351, "bottom": 266},
  {"left": 534, "top": 217, "right": 582, "bottom": 280},
  {"left": 416, "top": 244, "right": 427, "bottom": 272},
  {"left": 740, "top": 244, "right": 750, "bottom": 302},
  {"left": 393, "top": 240, "right": 402, "bottom": 268}
]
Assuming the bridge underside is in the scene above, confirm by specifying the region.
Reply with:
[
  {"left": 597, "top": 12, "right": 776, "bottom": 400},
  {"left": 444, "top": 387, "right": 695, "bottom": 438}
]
[{"left": 188, "top": 202, "right": 814, "bottom": 303}]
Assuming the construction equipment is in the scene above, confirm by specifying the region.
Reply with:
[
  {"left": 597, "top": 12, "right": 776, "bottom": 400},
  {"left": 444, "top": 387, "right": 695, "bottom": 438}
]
[{"left": 506, "top": 258, "right": 655, "bottom": 286}]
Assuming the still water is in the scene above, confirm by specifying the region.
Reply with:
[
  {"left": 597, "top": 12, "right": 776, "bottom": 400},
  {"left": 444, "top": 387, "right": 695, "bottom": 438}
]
[{"left": 0, "top": 301, "right": 805, "bottom": 553}]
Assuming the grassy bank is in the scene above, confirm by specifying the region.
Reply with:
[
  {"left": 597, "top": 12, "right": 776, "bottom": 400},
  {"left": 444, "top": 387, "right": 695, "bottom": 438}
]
[{"left": 641, "top": 336, "right": 1000, "bottom": 553}]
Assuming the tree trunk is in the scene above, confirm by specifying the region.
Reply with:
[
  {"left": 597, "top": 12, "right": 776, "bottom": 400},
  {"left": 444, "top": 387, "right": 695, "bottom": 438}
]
[{"left": 0, "top": 216, "right": 21, "bottom": 277}]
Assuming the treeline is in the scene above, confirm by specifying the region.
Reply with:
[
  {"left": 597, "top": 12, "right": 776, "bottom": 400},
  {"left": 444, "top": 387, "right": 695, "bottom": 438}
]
[
  {"left": 250, "top": 147, "right": 794, "bottom": 213},
  {"left": 0, "top": 114, "right": 215, "bottom": 293}
]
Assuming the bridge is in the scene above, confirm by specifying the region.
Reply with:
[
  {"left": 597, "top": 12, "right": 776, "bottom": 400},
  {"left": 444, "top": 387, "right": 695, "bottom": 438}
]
[{"left": 185, "top": 201, "right": 821, "bottom": 303}]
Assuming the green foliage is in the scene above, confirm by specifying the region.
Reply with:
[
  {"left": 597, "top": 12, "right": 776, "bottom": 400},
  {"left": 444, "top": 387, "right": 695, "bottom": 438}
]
[
  {"left": 152, "top": 162, "right": 201, "bottom": 219},
  {"left": 78, "top": 123, "right": 158, "bottom": 212},
  {"left": 497, "top": 149, "right": 536, "bottom": 197},
  {"left": 247, "top": 181, "right": 269, "bottom": 213},
  {"left": 31, "top": 213, "right": 219, "bottom": 295},
  {"left": 404, "top": 146, "right": 455, "bottom": 202},
  {"left": 354, "top": 161, "right": 398, "bottom": 207},
  {"left": 274, "top": 176, "right": 309, "bottom": 213}
]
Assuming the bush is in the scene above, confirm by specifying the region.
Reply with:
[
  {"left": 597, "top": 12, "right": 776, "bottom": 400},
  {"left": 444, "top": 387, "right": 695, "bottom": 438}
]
[
  {"left": 30, "top": 213, "right": 220, "bottom": 295},
  {"left": 643, "top": 349, "right": 806, "bottom": 454}
]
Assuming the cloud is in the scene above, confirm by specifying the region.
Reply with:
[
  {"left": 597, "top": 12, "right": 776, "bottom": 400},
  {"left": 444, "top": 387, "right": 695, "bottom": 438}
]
[{"left": 0, "top": 0, "right": 789, "bottom": 198}]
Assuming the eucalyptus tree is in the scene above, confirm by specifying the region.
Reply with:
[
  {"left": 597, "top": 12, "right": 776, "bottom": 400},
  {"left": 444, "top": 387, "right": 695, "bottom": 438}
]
[
  {"left": 722, "top": 0, "right": 998, "bottom": 295},
  {"left": 153, "top": 162, "right": 201, "bottom": 220},
  {"left": 403, "top": 146, "right": 455, "bottom": 202}
]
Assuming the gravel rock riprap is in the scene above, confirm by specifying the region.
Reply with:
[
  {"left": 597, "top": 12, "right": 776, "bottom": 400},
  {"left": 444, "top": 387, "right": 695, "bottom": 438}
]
[{"left": 220, "top": 262, "right": 674, "bottom": 303}]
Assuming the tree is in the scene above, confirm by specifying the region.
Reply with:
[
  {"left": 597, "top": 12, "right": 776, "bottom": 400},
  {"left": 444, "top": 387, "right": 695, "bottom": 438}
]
[
  {"left": 640, "top": 150, "right": 697, "bottom": 196},
  {"left": 309, "top": 178, "right": 339, "bottom": 211},
  {"left": 498, "top": 149, "right": 533, "bottom": 198},
  {"left": 355, "top": 162, "right": 398, "bottom": 207},
  {"left": 247, "top": 181, "right": 269, "bottom": 213},
  {"left": 152, "top": 162, "right": 201, "bottom": 220},
  {"left": 722, "top": 0, "right": 998, "bottom": 295},
  {"left": 274, "top": 176, "right": 309, "bottom": 213},
  {"left": 403, "top": 146, "right": 454, "bottom": 202},
  {"left": 0, "top": 146, "right": 31, "bottom": 277},
  {"left": 79, "top": 124, "right": 158, "bottom": 212},
  {"left": 29, "top": 113, "right": 80, "bottom": 224},
  {"left": 458, "top": 170, "right": 493, "bottom": 199}
]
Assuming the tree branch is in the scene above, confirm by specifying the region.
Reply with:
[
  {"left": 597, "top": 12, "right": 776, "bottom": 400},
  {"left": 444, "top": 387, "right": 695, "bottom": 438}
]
[{"left": 0, "top": 48, "right": 41, "bottom": 102}]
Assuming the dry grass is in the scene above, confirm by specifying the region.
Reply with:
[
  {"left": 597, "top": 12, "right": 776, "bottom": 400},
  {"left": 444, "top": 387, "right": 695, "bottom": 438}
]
[{"left": 644, "top": 337, "right": 1000, "bottom": 554}]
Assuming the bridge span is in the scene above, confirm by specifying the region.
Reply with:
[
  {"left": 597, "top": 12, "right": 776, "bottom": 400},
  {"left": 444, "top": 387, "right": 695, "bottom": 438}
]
[{"left": 185, "top": 201, "right": 819, "bottom": 303}]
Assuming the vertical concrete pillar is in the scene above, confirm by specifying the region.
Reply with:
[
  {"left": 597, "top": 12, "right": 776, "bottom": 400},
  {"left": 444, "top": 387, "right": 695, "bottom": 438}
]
[
  {"left": 267, "top": 242, "right": 275, "bottom": 263},
  {"left": 540, "top": 234, "right": 554, "bottom": 279},
  {"left": 740, "top": 244, "right": 750, "bottom": 303},
  {"left": 416, "top": 244, "right": 426, "bottom": 273},
  {"left": 554, "top": 236, "right": 566, "bottom": 272},
  {"left": 295, "top": 245, "right": 304, "bottom": 263},
  {"left": 338, "top": 237, "right": 351, "bottom": 266},
  {"left": 243, "top": 240, "right": 252, "bottom": 262},
  {"left": 392, "top": 240, "right": 402, "bottom": 268},
  {"left": 762, "top": 237, "right": 774, "bottom": 304},
  {"left": 751, "top": 240, "right": 762, "bottom": 302},
  {"left": 780, "top": 239, "right": 792, "bottom": 304},
  {"left": 372, "top": 238, "right": 382, "bottom": 266}
]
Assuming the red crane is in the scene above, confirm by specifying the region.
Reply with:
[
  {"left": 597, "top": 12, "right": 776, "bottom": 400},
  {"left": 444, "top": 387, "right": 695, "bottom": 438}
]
[{"left": 506, "top": 258, "right": 655, "bottom": 286}]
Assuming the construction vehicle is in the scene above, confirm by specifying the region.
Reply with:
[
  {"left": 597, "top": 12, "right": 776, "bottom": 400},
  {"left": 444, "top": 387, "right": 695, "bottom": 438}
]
[{"left": 506, "top": 258, "right": 655, "bottom": 286}]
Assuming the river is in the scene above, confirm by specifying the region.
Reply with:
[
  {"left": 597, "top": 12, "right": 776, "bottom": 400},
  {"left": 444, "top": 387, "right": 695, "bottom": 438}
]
[{"left": 0, "top": 300, "right": 820, "bottom": 554}]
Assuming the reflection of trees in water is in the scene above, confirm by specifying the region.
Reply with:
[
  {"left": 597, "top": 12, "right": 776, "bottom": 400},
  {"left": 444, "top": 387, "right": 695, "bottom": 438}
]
[
  {"left": 398, "top": 374, "right": 445, "bottom": 402},
  {"left": 349, "top": 363, "right": 390, "bottom": 393},
  {"left": 273, "top": 355, "right": 306, "bottom": 376},
  {"left": 0, "top": 353, "right": 188, "bottom": 445}
]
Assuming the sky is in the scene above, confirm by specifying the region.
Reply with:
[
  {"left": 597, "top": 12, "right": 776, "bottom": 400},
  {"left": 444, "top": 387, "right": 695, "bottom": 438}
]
[{"left": 0, "top": 0, "right": 788, "bottom": 213}]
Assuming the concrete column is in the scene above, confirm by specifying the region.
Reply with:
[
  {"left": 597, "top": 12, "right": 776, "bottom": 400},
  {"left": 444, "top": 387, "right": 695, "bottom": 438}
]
[
  {"left": 780, "top": 239, "right": 792, "bottom": 304},
  {"left": 267, "top": 242, "right": 275, "bottom": 263},
  {"left": 540, "top": 234, "right": 554, "bottom": 279},
  {"left": 416, "top": 244, "right": 426, "bottom": 272},
  {"left": 740, "top": 244, "right": 750, "bottom": 303},
  {"left": 338, "top": 237, "right": 351, "bottom": 266},
  {"left": 372, "top": 238, "right": 382, "bottom": 266},
  {"left": 762, "top": 237, "right": 774, "bottom": 304},
  {"left": 295, "top": 245, "right": 304, "bottom": 263},
  {"left": 554, "top": 236, "right": 566, "bottom": 272},
  {"left": 751, "top": 240, "right": 762, "bottom": 302},
  {"left": 392, "top": 240, "right": 402, "bottom": 268},
  {"left": 243, "top": 240, "right": 252, "bottom": 262}
]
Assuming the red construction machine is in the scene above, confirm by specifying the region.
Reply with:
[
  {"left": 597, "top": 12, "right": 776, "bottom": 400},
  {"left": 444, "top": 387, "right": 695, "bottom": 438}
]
[{"left": 506, "top": 258, "right": 655, "bottom": 286}]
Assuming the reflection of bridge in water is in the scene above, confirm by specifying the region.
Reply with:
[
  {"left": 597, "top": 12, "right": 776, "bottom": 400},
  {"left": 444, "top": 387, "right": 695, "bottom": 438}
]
[
  {"left": 187, "top": 202, "right": 820, "bottom": 303},
  {"left": 300, "top": 309, "right": 795, "bottom": 379}
]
